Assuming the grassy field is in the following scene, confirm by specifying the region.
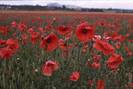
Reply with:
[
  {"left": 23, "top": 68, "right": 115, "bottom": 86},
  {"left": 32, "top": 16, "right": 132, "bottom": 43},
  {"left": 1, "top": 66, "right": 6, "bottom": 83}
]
[{"left": 0, "top": 11, "right": 133, "bottom": 89}]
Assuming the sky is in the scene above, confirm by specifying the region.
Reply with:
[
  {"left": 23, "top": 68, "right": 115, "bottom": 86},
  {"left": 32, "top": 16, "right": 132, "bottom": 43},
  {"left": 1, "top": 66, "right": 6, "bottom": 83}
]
[{"left": 0, "top": 0, "right": 133, "bottom": 9}]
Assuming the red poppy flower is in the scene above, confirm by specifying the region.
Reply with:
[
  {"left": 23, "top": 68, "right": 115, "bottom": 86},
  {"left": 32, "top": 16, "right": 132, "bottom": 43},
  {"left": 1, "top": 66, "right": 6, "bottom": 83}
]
[
  {"left": 45, "top": 25, "right": 53, "bottom": 31},
  {"left": 115, "top": 42, "right": 121, "bottom": 49},
  {"left": 28, "top": 27, "right": 34, "bottom": 34},
  {"left": 69, "top": 71, "right": 80, "bottom": 81},
  {"left": 57, "top": 25, "right": 71, "bottom": 35},
  {"left": 41, "top": 60, "right": 59, "bottom": 77},
  {"left": 40, "top": 33, "right": 59, "bottom": 52},
  {"left": 127, "top": 51, "right": 133, "bottom": 57},
  {"left": 88, "top": 80, "right": 93, "bottom": 87},
  {"left": 128, "top": 39, "right": 133, "bottom": 43},
  {"left": 111, "top": 32, "right": 125, "bottom": 42},
  {"left": 0, "top": 26, "right": 8, "bottom": 35},
  {"left": 0, "top": 39, "right": 6, "bottom": 46},
  {"left": 125, "top": 46, "right": 133, "bottom": 57},
  {"left": 96, "top": 80, "right": 105, "bottom": 89},
  {"left": 93, "top": 40, "right": 115, "bottom": 55},
  {"left": 37, "top": 16, "right": 43, "bottom": 22},
  {"left": 30, "top": 31, "right": 40, "bottom": 44},
  {"left": 106, "top": 53, "right": 123, "bottom": 70},
  {"left": 91, "top": 62, "right": 101, "bottom": 69},
  {"left": 81, "top": 42, "right": 89, "bottom": 53},
  {"left": 0, "top": 47, "right": 13, "bottom": 59},
  {"left": 93, "top": 55, "right": 102, "bottom": 63},
  {"left": 76, "top": 22, "right": 94, "bottom": 42},
  {"left": 38, "top": 27, "right": 44, "bottom": 33},
  {"left": 65, "top": 31, "right": 73, "bottom": 40},
  {"left": 93, "top": 35, "right": 102, "bottom": 41},
  {"left": 21, "top": 33, "right": 28, "bottom": 40},
  {"left": 18, "top": 23, "right": 26, "bottom": 32},
  {"left": 58, "top": 39, "right": 72, "bottom": 51},
  {"left": 21, "top": 33, "right": 28, "bottom": 45},
  {"left": 11, "top": 21, "right": 17, "bottom": 28},
  {"left": 6, "top": 39, "right": 19, "bottom": 52},
  {"left": 128, "top": 83, "right": 133, "bottom": 88}
]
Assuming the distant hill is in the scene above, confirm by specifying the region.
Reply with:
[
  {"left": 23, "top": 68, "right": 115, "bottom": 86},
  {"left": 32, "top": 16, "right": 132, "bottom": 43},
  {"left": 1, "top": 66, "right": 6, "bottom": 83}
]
[
  {"left": 0, "top": 3, "right": 133, "bottom": 13},
  {"left": 65, "top": 5, "right": 81, "bottom": 10},
  {"left": 47, "top": 3, "right": 63, "bottom": 8},
  {"left": 47, "top": 3, "right": 81, "bottom": 10}
]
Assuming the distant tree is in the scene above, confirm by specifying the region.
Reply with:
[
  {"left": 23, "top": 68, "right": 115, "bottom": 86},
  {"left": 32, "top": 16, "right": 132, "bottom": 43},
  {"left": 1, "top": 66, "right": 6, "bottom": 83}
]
[{"left": 62, "top": 5, "right": 66, "bottom": 9}]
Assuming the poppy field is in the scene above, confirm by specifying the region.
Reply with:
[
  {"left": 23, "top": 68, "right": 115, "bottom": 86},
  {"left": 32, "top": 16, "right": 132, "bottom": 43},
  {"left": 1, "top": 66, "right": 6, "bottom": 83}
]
[{"left": 0, "top": 11, "right": 133, "bottom": 89}]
